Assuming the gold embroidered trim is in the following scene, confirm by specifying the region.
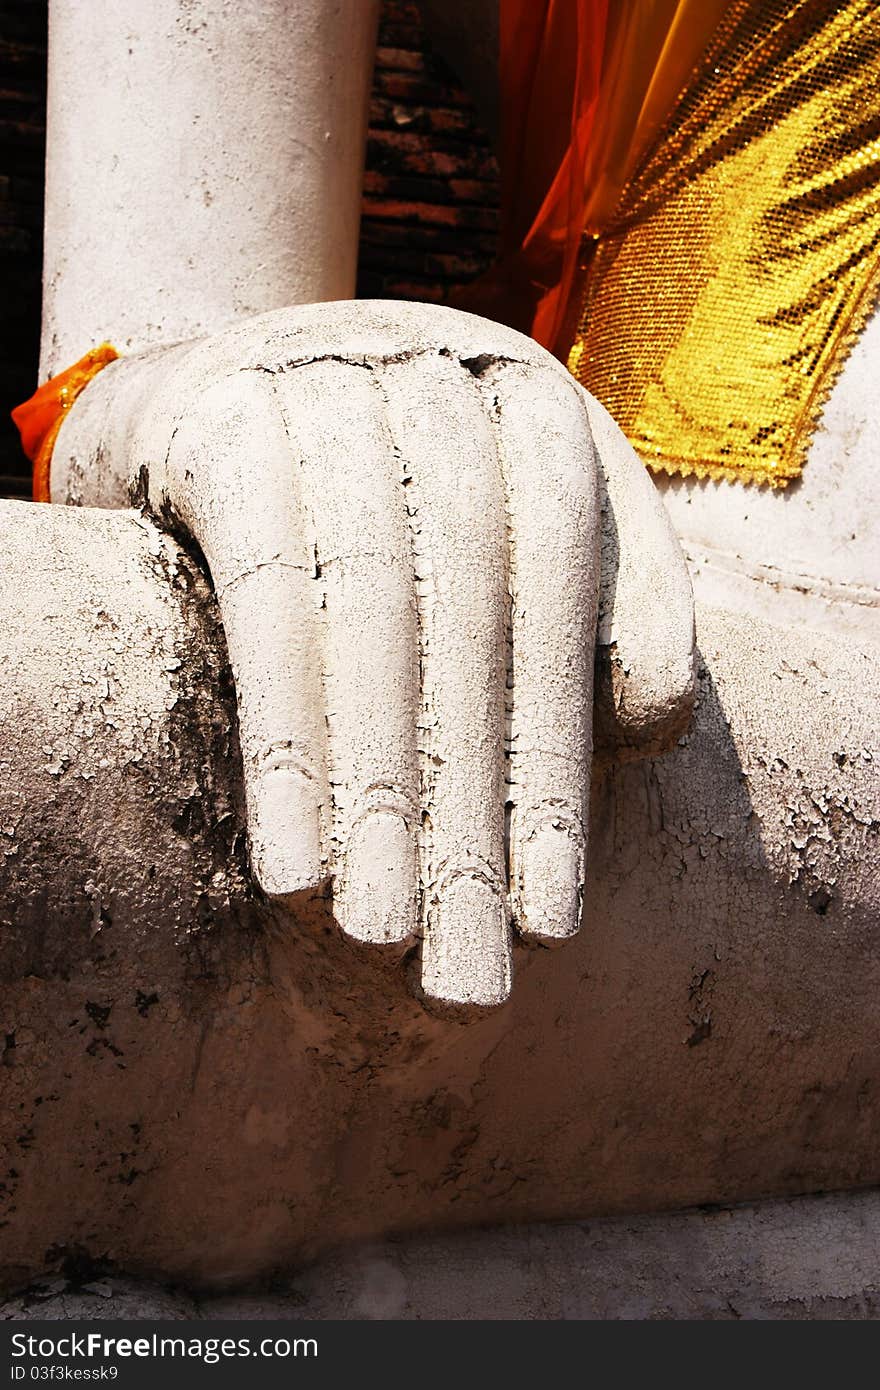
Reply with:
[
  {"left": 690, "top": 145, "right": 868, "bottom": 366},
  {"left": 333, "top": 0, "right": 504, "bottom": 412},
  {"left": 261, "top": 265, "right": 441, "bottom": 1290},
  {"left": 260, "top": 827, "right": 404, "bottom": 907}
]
[{"left": 567, "top": 0, "right": 880, "bottom": 488}]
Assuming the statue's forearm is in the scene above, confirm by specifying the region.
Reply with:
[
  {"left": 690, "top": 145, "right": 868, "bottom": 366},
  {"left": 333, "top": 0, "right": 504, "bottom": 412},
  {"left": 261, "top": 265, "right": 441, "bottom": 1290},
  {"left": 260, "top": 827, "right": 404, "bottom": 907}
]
[{"left": 41, "top": 0, "right": 380, "bottom": 376}]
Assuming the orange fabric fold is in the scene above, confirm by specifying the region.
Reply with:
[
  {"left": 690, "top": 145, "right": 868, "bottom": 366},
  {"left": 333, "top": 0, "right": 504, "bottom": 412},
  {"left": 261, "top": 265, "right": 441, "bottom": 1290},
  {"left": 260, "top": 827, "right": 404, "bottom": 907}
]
[
  {"left": 475, "top": 0, "right": 729, "bottom": 356},
  {"left": 459, "top": 0, "right": 609, "bottom": 353},
  {"left": 12, "top": 344, "right": 119, "bottom": 502}
]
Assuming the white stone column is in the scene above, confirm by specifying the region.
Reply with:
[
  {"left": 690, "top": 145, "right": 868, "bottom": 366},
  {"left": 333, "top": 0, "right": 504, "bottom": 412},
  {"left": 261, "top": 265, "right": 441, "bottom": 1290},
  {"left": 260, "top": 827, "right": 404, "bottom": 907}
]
[{"left": 40, "top": 0, "right": 380, "bottom": 376}]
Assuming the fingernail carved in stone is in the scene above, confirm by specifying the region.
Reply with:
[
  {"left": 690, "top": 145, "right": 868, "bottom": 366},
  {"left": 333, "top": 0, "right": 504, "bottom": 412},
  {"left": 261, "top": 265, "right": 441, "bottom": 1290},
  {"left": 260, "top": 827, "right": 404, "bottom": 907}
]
[
  {"left": 515, "top": 811, "right": 585, "bottom": 945},
  {"left": 342, "top": 809, "right": 418, "bottom": 946},
  {"left": 248, "top": 755, "right": 323, "bottom": 897},
  {"left": 421, "top": 868, "right": 512, "bottom": 1011}
]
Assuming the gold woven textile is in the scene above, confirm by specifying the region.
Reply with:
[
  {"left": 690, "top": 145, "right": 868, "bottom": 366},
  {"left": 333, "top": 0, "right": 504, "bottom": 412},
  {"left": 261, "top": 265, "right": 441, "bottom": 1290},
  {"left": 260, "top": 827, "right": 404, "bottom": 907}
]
[{"left": 567, "top": 0, "right": 880, "bottom": 487}]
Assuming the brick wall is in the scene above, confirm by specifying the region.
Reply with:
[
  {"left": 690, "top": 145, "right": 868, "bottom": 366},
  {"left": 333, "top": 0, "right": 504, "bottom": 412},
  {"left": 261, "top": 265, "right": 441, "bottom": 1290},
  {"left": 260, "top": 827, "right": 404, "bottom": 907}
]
[
  {"left": 0, "top": 0, "right": 499, "bottom": 499},
  {"left": 358, "top": 0, "right": 499, "bottom": 304}
]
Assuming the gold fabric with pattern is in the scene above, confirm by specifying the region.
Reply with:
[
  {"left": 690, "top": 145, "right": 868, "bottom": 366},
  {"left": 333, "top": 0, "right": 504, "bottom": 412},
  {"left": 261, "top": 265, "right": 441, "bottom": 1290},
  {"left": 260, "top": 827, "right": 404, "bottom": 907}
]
[{"left": 567, "top": 0, "right": 880, "bottom": 488}]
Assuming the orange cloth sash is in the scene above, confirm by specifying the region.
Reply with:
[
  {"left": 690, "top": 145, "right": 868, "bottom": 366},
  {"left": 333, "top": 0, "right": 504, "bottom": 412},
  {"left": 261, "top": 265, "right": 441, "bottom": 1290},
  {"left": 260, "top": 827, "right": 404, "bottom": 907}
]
[{"left": 12, "top": 344, "right": 119, "bottom": 502}]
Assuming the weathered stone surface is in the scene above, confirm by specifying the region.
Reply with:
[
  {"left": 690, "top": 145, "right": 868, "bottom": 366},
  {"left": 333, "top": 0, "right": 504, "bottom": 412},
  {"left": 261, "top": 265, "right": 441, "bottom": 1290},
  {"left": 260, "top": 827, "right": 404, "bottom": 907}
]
[
  {"left": 39, "top": 0, "right": 381, "bottom": 377},
  {"left": 5, "top": 1189, "right": 880, "bottom": 1320},
  {"left": 0, "top": 485, "right": 875, "bottom": 1290}
]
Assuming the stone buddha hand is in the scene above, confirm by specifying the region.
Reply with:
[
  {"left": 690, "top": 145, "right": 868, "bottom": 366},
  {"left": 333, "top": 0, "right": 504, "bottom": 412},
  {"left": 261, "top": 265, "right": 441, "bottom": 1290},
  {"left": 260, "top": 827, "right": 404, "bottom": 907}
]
[{"left": 49, "top": 299, "right": 695, "bottom": 1013}]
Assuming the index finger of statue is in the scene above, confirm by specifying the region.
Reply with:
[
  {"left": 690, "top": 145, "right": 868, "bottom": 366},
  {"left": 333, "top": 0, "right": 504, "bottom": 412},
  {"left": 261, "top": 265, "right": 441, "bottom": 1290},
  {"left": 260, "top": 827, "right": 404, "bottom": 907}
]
[
  {"left": 476, "top": 360, "right": 599, "bottom": 944},
  {"left": 165, "top": 370, "right": 330, "bottom": 897}
]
